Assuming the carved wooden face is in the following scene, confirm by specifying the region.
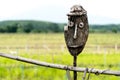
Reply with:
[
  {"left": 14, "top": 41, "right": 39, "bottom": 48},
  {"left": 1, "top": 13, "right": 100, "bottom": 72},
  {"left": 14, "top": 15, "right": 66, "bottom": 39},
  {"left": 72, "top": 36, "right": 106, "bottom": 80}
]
[{"left": 64, "top": 5, "right": 89, "bottom": 56}]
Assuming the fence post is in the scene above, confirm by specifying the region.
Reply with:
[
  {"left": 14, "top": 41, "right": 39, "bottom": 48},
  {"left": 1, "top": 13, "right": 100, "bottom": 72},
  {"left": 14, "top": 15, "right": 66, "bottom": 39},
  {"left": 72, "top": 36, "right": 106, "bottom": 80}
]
[
  {"left": 97, "top": 45, "right": 100, "bottom": 54},
  {"left": 115, "top": 44, "right": 118, "bottom": 53}
]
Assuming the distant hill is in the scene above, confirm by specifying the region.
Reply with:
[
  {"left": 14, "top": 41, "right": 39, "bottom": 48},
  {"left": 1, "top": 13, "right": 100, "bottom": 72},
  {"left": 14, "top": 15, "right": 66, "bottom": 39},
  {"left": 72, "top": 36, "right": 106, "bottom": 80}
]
[
  {"left": 0, "top": 20, "right": 120, "bottom": 33},
  {"left": 90, "top": 24, "right": 120, "bottom": 33}
]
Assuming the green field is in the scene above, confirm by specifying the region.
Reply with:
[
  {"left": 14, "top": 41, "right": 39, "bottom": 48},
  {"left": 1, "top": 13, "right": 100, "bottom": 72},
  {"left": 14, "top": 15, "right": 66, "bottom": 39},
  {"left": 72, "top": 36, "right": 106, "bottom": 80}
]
[
  {"left": 0, "top": 33, "right": 120, "bottom": 80},
  {"left": 0, "top": 33, "right": 120, "bottom": 54}
]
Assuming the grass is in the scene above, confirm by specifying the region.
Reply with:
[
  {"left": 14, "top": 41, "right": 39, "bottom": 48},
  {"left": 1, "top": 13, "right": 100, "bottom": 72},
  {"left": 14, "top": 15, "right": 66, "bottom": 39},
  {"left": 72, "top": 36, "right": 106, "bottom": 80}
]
[
  {"left": 0, "top": 53, "right": 120, "bottom": 80},
  {"left": 0, "top": 33, "right": 120, "bottom": 54},
  {"left": 0, "top": 33, "right": 120, "bottom": 80},
  {"left": 0, "top": 33, "right": 120, "bottom": 45}
]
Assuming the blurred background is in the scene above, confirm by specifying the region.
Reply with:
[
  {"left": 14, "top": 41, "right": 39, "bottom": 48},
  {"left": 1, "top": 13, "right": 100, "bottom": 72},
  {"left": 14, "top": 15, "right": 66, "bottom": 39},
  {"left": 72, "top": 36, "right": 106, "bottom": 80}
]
[{"left": 0, "top": 0, "right": 120, "bottom": 80}]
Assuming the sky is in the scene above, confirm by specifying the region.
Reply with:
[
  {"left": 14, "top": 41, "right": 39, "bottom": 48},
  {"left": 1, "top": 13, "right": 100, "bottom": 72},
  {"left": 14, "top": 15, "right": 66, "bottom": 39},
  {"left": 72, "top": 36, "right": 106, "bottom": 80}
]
[{"left": 0, "top": 0, "right": 120, "bottom": 24}]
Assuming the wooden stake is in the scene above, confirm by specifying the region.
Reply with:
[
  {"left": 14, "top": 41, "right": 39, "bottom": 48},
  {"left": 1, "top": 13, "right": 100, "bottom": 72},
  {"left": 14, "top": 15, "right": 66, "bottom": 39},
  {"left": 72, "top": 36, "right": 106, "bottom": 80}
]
[{"left": 73, "top": 56, "right": 77, "bottom": 80}]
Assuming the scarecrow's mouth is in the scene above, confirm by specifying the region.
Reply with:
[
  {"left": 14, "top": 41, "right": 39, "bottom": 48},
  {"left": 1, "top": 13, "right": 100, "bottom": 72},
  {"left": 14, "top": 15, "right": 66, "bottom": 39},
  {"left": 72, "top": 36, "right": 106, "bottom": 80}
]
[{"left": 68, "top": 44, "right": 83, "bottom": 49}]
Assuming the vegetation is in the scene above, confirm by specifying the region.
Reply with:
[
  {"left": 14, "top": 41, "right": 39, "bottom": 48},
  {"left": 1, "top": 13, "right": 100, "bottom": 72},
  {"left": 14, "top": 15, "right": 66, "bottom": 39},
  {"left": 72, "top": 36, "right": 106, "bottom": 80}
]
[
  {"left": 90, "top": 24, "right": 120, "bottom": 33},
  {"left": 0, "top": 53, "right": 120, "bottom": 80},
  {"left": 0, "top": 33, "right": 120, "bottom": 80},
  {"left": 0, "top": 33, "right": 120, "bottom": 54},
  {"left": 0, "top": 20, "right": 120, "bottom": 33},
  {"left": 0, "top": 20, "right": 64, "bottom": 33}
]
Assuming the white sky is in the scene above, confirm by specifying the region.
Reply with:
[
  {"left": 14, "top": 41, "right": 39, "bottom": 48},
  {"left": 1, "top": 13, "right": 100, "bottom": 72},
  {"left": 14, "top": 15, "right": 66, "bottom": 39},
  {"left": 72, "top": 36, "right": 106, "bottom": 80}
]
[{"left": 0, "top": 0, "right": 120, "bottom": 24}]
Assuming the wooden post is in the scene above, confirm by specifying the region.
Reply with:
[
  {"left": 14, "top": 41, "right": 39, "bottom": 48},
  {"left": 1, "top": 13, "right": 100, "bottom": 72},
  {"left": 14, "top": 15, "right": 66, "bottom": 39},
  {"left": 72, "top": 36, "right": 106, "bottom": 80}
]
[{"left": 73, "top": 56, "right": 77, "bottom": 80}]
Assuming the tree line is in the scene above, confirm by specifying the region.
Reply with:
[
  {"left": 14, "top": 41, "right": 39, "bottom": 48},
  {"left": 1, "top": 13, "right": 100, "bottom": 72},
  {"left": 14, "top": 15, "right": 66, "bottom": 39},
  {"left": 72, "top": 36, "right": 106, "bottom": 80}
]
[
  {"left": 0, "top": 20, "right": 120, "bottom": 33},
  {"left": 0, "top": 20, "right": 64, "bottom": 33},
  {"left": 90, "top": 24, "right": 120, "bottom": 33}
]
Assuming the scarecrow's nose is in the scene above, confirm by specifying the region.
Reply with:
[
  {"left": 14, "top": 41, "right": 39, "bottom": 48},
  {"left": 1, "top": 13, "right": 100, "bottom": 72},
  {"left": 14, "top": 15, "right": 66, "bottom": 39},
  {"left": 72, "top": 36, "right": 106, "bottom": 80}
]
[{"left": 73, "top": 24, "right": 78, "bottom": 39}]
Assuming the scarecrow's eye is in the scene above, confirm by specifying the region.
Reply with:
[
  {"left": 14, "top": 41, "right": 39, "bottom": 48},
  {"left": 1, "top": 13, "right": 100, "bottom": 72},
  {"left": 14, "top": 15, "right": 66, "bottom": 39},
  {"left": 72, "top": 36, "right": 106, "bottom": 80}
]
[
  {"left": 68, "top": 21, "right": 74, "bottom": 27},
  {"left": 79, "top": 22, "right": 84, "bottom": 28}
]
